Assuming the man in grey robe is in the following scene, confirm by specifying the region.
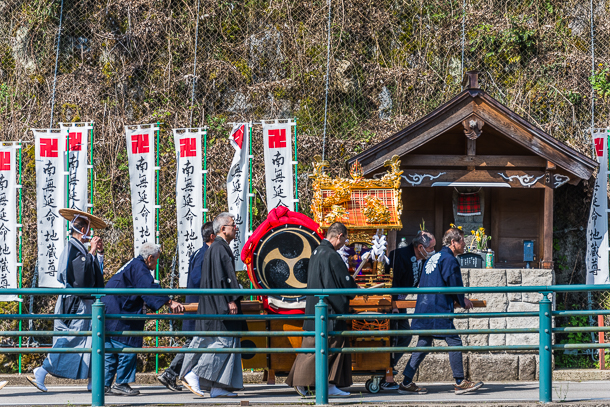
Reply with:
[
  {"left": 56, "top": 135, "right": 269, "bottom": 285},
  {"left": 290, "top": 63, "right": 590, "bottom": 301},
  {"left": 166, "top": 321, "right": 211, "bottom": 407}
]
[
  {"left": 27, "top": 209, "right": 106, "bottom": 392},
  {"left": 180, "top": 212, "right": 245, "bottom": 398}
]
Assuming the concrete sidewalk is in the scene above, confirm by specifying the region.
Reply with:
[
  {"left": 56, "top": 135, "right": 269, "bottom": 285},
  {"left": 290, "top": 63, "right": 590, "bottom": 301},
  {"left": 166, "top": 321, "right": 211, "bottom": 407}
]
[{"left": 0, "top": 381, "right": 608, "bottom": 406}]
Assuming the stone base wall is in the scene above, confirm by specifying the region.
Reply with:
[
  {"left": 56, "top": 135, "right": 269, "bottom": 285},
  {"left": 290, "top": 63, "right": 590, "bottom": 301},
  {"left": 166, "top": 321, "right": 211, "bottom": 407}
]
[{"left": 396, "top": 268, "right": 554, "bottom": 382}]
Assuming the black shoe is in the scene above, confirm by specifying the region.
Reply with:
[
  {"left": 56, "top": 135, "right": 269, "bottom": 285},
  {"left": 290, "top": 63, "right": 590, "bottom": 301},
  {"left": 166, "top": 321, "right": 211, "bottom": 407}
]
[
  {"left": 105, "top": 386, "right": 112, "bottom": 394},
  {"left": 110, "top": 383, "right": 140, "bottom": 396},
  {"left": 157, "top": 372, "right": 183, "bottom": 392}
]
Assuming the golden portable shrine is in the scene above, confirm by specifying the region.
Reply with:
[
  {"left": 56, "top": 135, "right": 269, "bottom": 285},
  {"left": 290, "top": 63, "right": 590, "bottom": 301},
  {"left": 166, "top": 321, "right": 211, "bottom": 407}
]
[{"left": 234, "top": 154, "right": 479, "bottom": 393}]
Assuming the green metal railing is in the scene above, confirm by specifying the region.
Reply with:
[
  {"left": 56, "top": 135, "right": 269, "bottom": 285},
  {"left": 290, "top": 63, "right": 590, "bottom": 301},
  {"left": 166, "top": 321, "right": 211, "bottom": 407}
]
[{"left": 2, "top": 284, "right": 610, "bottom": 406}]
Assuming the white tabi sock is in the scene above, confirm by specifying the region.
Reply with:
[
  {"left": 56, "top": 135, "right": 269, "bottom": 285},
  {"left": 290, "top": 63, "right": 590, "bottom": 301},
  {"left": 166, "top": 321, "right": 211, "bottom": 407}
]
[
  {"left": 328, "top": 384, "right": 350, "bottom": 396},
  {"left": 184, "top": 372, "right": 204, "bottom": 396},
  {"left": 210, "top": 387, "right": 237, "bottom": 398},
  {"left": 34, "top": 367, "right": 47, "bottom": 385}
]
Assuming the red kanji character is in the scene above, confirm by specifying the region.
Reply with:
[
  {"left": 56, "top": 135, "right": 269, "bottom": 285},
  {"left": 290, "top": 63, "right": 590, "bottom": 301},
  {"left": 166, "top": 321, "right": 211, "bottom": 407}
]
[
  {"left": 67, "top": 132, "right": 83, "bottom": 151},
  {"left": 231, "top": 125, "right": 245, "bottom": 149},
  {"left": 0, "top": 152, "right": 9, "bottom": 171},
  {"left": 180, "top": 138, "right": 197, "bottom": 157},
  {"left": 595, "top": 137, "right": 605, "bottom": 157},
  {"left": 40, "top": 138, "right": 59, "bottom": 157},
  {"left": 268, "top": 129, "right": 286, "bottom": 148},
  {"left": 131, "top": 134, "right": 150, "bottom": 154}
]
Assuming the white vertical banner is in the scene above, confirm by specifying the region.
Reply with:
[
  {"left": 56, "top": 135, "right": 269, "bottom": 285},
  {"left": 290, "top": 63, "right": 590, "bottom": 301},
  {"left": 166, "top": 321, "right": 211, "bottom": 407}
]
[
  {"left": 227, "top": 123, "right": 250, "bottom": 271},
  {"left": 0, "top": 144, "right": 19, "bottom": 301},
  {"left": 125, "top": 124, "right": 157, "bottom": 259},
  {"left": 262, "top": 120, "right": 295, "bottom": 211},
  {"left": 173, "top": 128, "right": 203, "bottom": 287},
  {"left": 59, "top": 122, "right": 91, "bottom": 212},
  {"left": 586, "top": 129, "right": 610, "bottom": 285},
  {"left": 34, "top": 129, "right": 66, "bottom": 288}
]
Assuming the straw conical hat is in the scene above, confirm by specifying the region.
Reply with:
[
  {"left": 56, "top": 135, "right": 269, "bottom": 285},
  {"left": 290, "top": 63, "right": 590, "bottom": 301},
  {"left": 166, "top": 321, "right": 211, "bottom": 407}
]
[{"left": 58, "top": 209, "right": 107, "bottom": 230}]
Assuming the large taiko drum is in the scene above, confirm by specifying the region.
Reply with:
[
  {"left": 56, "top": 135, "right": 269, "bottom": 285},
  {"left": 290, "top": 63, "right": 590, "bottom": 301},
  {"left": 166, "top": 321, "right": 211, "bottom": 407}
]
[{"left": 241, "top": 207, "right": 325, "bottom": 313}]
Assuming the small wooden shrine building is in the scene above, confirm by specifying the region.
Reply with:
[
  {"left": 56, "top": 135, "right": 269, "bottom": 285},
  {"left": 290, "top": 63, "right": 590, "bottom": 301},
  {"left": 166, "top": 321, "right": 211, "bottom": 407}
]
[{"left": 349, "top": 72, "right": 597, "bottom": 269}]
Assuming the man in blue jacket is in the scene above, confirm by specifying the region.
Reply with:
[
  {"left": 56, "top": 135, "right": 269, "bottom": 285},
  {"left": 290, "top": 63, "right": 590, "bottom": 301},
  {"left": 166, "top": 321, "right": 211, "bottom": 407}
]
[
  {"left": 157, "top": 221, "right": 215, "bottom": 391},
  {"left": 398, "top": 227, "right": 483, "bottom": 396},
  {"left": 102, "top": 242, "right": 184, "bottom": 396}
]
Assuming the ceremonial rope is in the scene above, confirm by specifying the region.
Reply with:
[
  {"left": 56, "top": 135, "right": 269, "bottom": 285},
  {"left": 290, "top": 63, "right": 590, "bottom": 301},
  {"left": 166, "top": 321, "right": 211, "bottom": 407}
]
[
  {"left": 49, "top": 0, "right": 65, "bottom": 127},
  {"left": 321, "top": 0, "right": 332, "bottom": 161},
  {"left": 189, "top": 0, "right": 201, "bottom": 126}
]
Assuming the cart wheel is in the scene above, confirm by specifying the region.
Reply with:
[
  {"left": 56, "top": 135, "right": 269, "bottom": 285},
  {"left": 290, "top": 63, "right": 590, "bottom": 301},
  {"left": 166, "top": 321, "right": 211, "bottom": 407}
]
[{"left": 365, "top": 378, "right": 380, "bottom": 394}]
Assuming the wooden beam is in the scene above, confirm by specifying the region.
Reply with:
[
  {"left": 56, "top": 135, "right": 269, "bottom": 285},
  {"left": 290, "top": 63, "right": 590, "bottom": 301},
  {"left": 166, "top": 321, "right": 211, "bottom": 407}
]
[
  {"left": 466, "top": 139, "right": 476, "bottom": 171},
  {"left": 361, "top": 98, "right": 474, "bottom": 173},
  {"left": 401, "top": 155, "right": 547, "bottom": 168},
  {"left": 475, "top": 102, "right": 594, "bottom": 180},
  {"left": 490, "top": 189, "right": 499, "bottom": 260},
  {"left": 541, "top": 186, "right": 554, "bottom": 269},
  {"left": 401, "top": 169, "right": 547, "bottom": 188}
]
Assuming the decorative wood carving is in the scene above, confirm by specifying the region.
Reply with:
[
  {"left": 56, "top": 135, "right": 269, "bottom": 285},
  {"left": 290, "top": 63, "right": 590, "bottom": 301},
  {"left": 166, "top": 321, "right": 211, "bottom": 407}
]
[
  {"left": 463, "top": 118, "right": 485, "bottom": 140},
  {"left": 498, "top": 172, "right": 545, "bottom": 188},
  {"left": 401, "top": 172, "right": 446, "bottom": 186},
  {"left": 553, "top": 174, "right": 570, "bottom": 188}
]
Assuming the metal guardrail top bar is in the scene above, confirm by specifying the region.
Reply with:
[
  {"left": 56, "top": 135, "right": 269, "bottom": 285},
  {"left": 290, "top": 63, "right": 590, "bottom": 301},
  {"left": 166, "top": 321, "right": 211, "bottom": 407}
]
[{"left": 2, "top": 283, "right": 610, "bottom": 296}]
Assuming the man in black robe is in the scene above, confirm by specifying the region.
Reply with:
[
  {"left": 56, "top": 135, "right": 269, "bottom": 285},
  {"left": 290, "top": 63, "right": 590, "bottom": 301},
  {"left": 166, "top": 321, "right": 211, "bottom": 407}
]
[
  {"left": 286, "top": 222, "right": 359, "bottom": 398},
  {"left": 157, "top": 221, "right": 215, "bottom": 391},
  {"left": 380, "top": 230, "right": 436, "bottom": 391},
  {"left": 180, "top": 212, "right": 244, "bottom": 398},
  {"left": 27, "top": 209, "right": 106, "bottom": 393}
]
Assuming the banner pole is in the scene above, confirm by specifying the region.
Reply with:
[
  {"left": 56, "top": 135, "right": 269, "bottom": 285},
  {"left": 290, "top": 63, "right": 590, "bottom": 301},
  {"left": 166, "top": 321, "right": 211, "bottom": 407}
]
[
  {"left": 248, "top": 124, "right": 253, "bottom": 233},
  {"left": 89, "top": 124, "right": 94, "bottom": 214},
  {"left": 17, "top": 142, "right": 22, "bottom": 374},
  {"left": 203, "top": 129, "right": 208, "bottom": 223},
  {"left": 294, "top": 118, "right": 298, "bottom": 212},
  {"left": 248, "top": 124, "right": 254, "bottom": 298},
  {"left": 66, "top": 129, "right": 70, "bottom": 232},
  {"left": 155, "top": 122, "right": 160, "bottom": 374}
]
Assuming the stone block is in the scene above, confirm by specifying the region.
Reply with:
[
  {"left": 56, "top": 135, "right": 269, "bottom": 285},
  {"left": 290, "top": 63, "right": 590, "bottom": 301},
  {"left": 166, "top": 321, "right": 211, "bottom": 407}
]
[
  {"left": 508, "top": 292, "right": 522, "bottom": 301},
  {"left": 469, "top": 354, "right": 519, "bottom": 381},
  {"left": 416, "top": 353, "right": 469, "bottom": 382},
  {"left": 522, "top": 292, "right": 544, "bottom": 303},
  {"left": 506, "top": 301, "right": 539, "bottom": 346},
  {"left": 469, "top": 268, "right": 507, "bottom": 287},
  {"left": 468, "top": 318, "right": 489, "bottom": 346},
  {"left": 519, "top": 354, "right": 536, "bottom": 380},
  {"left": 470, "top": 292, "right": 508, "bottom": 313},
  {"left": 489, "top": 318, "right": 507, "bottom": 346},
  {"left": 521, "top": 268, "right": 554, "bottom": 286},
  {"left": 507, "top": 269, "right": 522, "bottom": 285}
]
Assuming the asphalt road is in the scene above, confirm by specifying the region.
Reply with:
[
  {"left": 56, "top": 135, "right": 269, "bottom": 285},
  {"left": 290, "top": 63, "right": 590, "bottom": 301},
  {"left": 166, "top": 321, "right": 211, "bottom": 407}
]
[{"left": 0, "top": 381, "right": 608, "bottom": 405}]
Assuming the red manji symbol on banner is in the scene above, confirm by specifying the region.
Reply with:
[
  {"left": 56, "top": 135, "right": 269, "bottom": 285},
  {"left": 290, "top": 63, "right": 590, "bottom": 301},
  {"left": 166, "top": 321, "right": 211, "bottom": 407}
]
[
  {"left": 40, "top": 138, "right": 59, "bottom": 157},
  {"left": 0, "top": 152, "right": 10, "bottom": 171},
  {"left": 268, "top": 129, "right": 287, "bottom": 148},
  {"left": 68, "top": 132, "right": 83, "bottom": 151},
  {"left": 232, "top": 125, "right": 245, "bottom": 149},
  {"left": 595, "top": 137, "right": 605, "bottom": 157},
  {"left": 131, "top": 134, "right": 150, "bottom": 154},
  {"left": 180, "top": 138, "right": 197, "bottom": 157}
]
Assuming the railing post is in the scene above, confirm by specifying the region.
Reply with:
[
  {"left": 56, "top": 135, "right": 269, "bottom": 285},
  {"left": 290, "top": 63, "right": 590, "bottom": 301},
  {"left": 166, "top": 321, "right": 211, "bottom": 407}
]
[
  {"left": 91, "top": 296, "right": 106, "bottom": 407},
  {"left": 539, "top": 292, "right": 552, "bottom": 403},
  {"left": 315, "top": 295, "right": 328, "bottom": 405}
]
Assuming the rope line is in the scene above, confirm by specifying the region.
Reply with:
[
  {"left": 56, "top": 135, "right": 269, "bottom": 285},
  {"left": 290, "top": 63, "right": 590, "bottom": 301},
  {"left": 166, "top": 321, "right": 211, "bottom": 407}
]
[
  {"left": 49, "top": 0, "right": 65, "bottom": 128},
  {"left": 190, "top": 0, "right": 202, "bottom": 127},
  {"left": 321, "top": 0, "right": 332, "bottom": 161}
]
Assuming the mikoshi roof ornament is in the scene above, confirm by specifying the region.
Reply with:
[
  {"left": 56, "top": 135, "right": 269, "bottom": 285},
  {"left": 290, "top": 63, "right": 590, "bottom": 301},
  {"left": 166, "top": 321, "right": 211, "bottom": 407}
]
[
  {"left": 310, "top": 154, "right": 403, "bottom": 230},
  {"left": 58, "top": 208, "right": 108, "bottom": 230}
]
